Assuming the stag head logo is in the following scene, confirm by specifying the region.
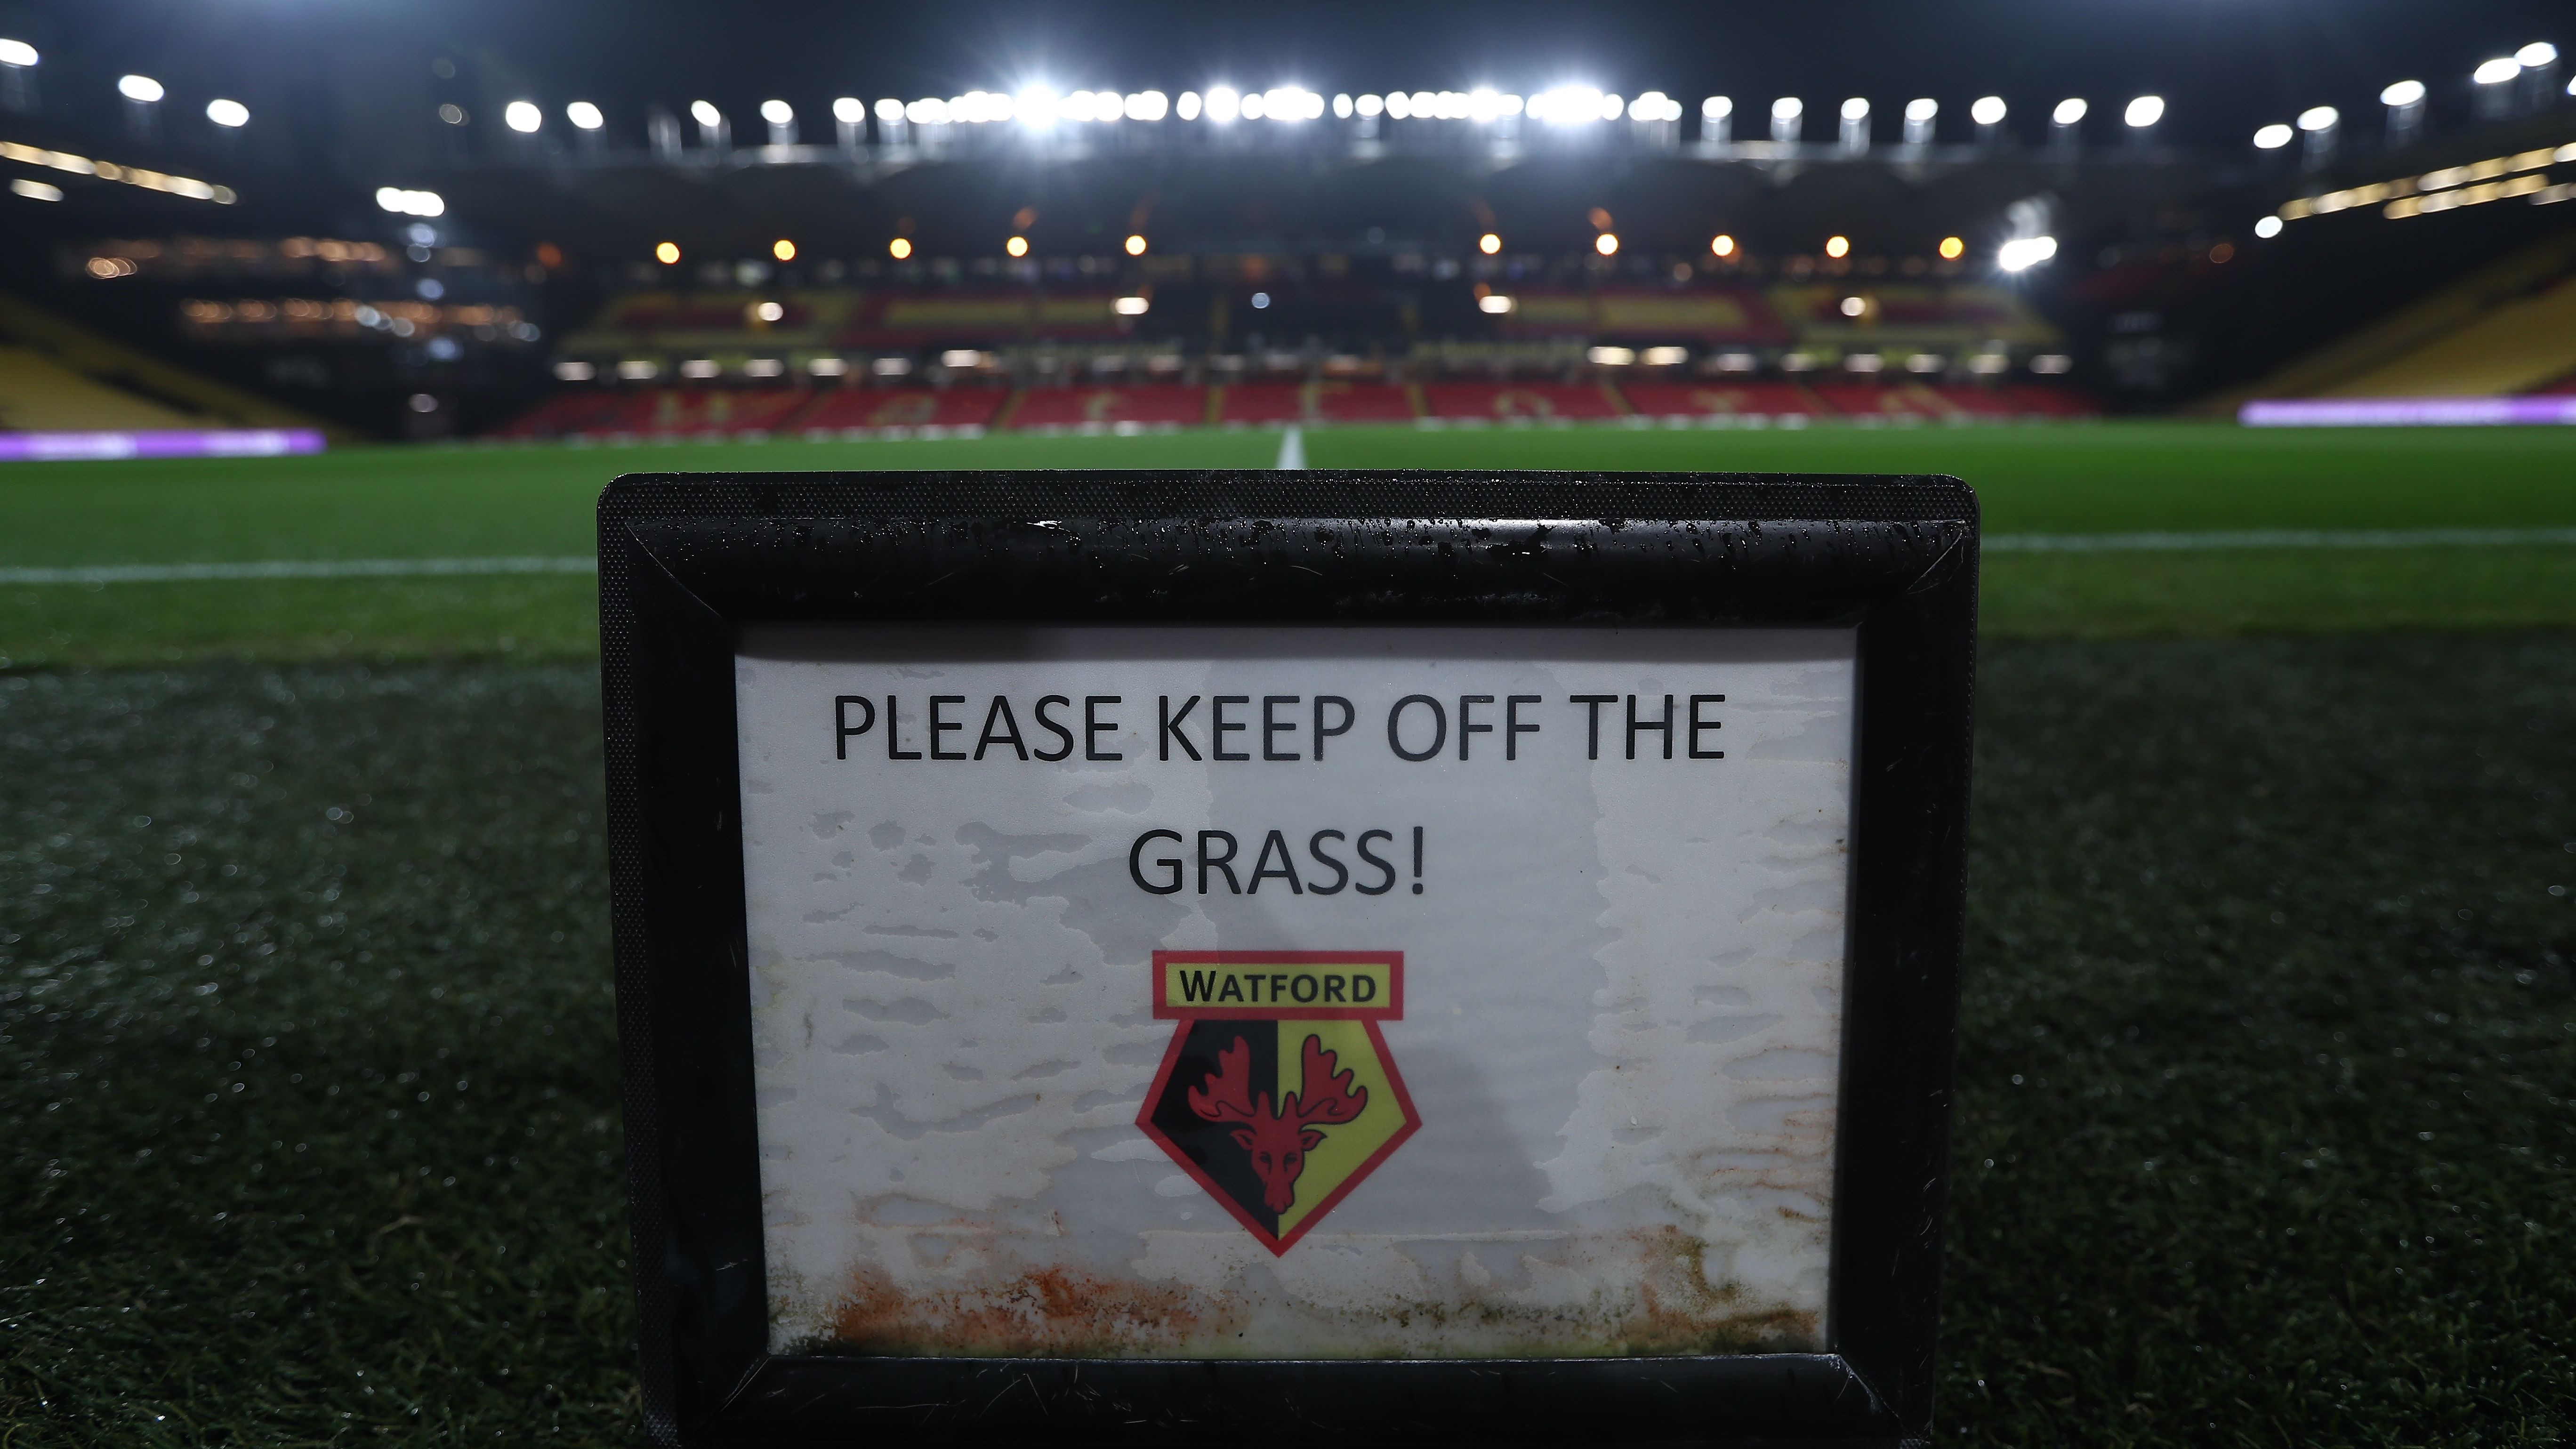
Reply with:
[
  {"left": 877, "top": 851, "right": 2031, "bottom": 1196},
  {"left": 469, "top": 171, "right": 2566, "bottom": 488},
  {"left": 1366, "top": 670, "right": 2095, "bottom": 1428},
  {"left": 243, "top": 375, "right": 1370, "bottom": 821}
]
[{"left": 1139, "top": 951, "right": 1420, "bottom": 1253}]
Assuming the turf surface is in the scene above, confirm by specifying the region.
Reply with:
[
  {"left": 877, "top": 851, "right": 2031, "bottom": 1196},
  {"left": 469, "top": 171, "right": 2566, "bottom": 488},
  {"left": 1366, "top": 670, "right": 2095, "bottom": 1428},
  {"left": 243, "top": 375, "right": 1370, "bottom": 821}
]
[
  {"left": 1, "top": 422, "right": 2572, "bottom": 664},
  {"left": 5, "top": 637, "right": 2572, "bottom": 1443}
]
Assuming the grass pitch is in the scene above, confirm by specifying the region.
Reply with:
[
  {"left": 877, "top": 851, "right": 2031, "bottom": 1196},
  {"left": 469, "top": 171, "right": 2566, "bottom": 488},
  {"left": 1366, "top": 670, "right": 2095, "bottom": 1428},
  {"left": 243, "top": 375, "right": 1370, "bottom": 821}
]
[
  {"left": 1, "top": 421, "right": 2572, "bottom": 665},
  {"left": 4, "top": 637, "right": 2571, "bottom": 1443}
]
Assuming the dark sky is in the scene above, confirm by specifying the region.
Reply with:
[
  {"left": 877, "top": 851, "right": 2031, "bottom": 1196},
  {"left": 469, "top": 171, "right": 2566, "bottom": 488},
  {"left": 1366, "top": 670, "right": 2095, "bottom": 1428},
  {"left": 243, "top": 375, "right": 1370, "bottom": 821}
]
[{"left": 4, "top": 0, "right": 2570, "bottom": 148}]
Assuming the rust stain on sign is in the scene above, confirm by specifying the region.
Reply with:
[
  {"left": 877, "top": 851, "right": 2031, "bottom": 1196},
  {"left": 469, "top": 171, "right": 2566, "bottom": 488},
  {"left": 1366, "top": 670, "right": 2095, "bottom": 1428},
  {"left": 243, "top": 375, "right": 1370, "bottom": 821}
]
[{"left": 823, "top": 1261, "right": 1243, "bottom": 1357}]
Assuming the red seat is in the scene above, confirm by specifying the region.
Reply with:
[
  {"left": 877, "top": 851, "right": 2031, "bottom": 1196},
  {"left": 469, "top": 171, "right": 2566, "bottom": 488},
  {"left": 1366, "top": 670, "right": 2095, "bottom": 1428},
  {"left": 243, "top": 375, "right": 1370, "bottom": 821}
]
[
  {"left": 796, "top": 388, "right": 1008, "bottom": 432},
  {"left": 1004, "top": 384, "right": 1208, "bottom": 429},
  {"left": 1615, "top": 381, "right": 1827, "bottom": 419},
  {"left": 1420, "top": 381, "right": 1624, "bottom": 421}
]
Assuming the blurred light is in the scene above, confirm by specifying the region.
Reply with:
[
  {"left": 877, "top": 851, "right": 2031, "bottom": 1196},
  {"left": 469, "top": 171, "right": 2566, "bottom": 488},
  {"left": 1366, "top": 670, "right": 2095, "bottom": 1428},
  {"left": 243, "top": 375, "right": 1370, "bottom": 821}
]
[
  {"left": 554, "top": 361, "right": 597, "bottom": 381},
  {"left": 1127, "top": 90, "right": 1168, "bottom": 121},
  {"left": 85, "top": 255, "right": 137, "bottom": 278},
  {"left": 1115, "top": 233, "right": 1143, "bottom": 257},
  {"left": 738, "top": 359, "right": 783, "bottom": 378},
  {"left": 1600, "top": 93, "right": 1625, "bottom": 120},
  {"left": 1334, "top": 93, "right": 1353, "bottom": 118},
  {"left": 1479, "top": 294, "right": 1513, "bottom": 314},
  {"left": 1587, "top": 346, "right": 1635, "bottom": 365},
  {"left": 2124, "top": 95, "right": 2165, "bottom": 128},
  {"left": 754, "top": 300, "right": 785, "bottom": 322},
  {"left": 1594, "top": 232, "right": 1619, "bottom": 256},
  {"left": 833, "top": 97, "right": 865, "bottom": 124},
  {"left": 807, "top": 358, "right": 848, "bottom": 377},
  {"left": 1015, "top": 87, "right": 1059, "bottom": 127},
  {"left": 503, "top": 100, "right": 541, "bottom": 133},
  {"left": 1478, "top": 232, "right": 1502, "bottom": 255},
  {"left": 1843, "top": 353, "right": 1883, "bottom": 373},
  {"left": 655, "top": 241, "right": 680, "bottom": 264},
  {"left": 2473, "top": 58, "right": 2520, "bottom": 86},
  {"left": 2254, "top": 123, "right": 2294, "bottom": 149},
  {"left": 1642, "top": 346, "right": 1689, "bottom": 366},
  {"left": 1711, "top": 234, "right": 1736, "bottom": 257},
  {"left": 1113, "top": 295, "right": 1150, "bottom": 315},
  {"left": 1841, "top": 97, "right": 1868, "bottom": 121},
  {"left": 1531, "top": 87, "right": 1608, "bottom": 126},
  {"left": 375, "top": 186, "right": 446, "bottom": 217},
  {"left": 1824, "top": 234, "right": 1851, "bottom": 258},
  {"left": 1938, "top": 235, "right": 1965, "bottom": 259},
  {"left": 119, "top": 74, "right": 164, "bottom": 103},
  {"left": 567, "top": 101, "right": 604, "bottom": 130},
  {"left": 2032, "top": 354, "right": 2073, "bottom": 374},
  {"left": 618, "top": 359, "right": 660, "bottom": 380},
  {"left": 1716, "top": 352, "right": 1757, "bottom": 371},
  {"left": 10, "top": 178, "right": 62, "bottom": 201},
  {"left": 888, "top": 238, "right": 913, "bottom": 259},
  {"left": 690, "top": 100, "right": 722, "bottom": 127},
  {"left": 1260, "top": 87, "right": 1324, "bottom": 122},
  {"left": 772, "top": 238, "right": 796, "bottom": 261},
  {"left": 1772, "top": 97, "right": 1802, "bottom": 120},
  {"left": 2253, "top": 215, "right": 2284, "bottom": 238},
  {"left": 1838, "top": 295, "right": 1866, "bottom": 317},
  {"left": 439, "top": 104, "right": 466, "bottom": 125},
  {"left": 940, "top": 349, "right": 984, "bottom": 368},
  {"left": 1997, "top": 235, "right": 2058, "bottom": 272},
  {"left": 1177, "top": 91, "right": 1202, "bottom": 121},
  {"left": 2517, "top": 42, "right": 2559, "bottom": 68},
  {"left": 0, "top": 40, "right": 37, "bottom": 67},
  {"left": 1907, "top": 353, "right": 1946, "bottom": 373},
  {"left": 874, "top": 98, "right": 903, "bottom": 121},
  {"left": 2381, "top": 80, "right": 2426, "bottom": 107},
  {"left": 679, "top": 360, "right": 718, "bottom": 379},
  {"left": 760, "top": 99, "right": 793, "bottom": 125},
  {"left": 206, "top": 98, "right": 249, "bottom": 128},
  {"left": 1905, "top": 98, "right": 1937, "bottom": 122},
  {"left": 2051, "top": 97, "right": 2086, "bottom": 126},
  {"left": 1005, "top": 235, "right": 1029, "bottom": 258},
  {"left": 906, "top": 98, "right": 948, "bottom": 125},
  {"left": 1703, "top": 96, "right": 1732, "bottom": 120},
  {"left": 2297, "top": 105, "right": 2339, "bottom": 131},
  {"left": 1970, "top": 95, "right": 2006, "bottom": 126},
  {"left": 1628, "top": 91, "right": 1681, "bottom": 122},
  {"left": 1250, "top": 291, "right": 1271, "bottom": 308},
  {"left": 1206, "top": 86, "right": 1240, "bottom": 123},
  {"left": 1356, "top": 93, "right": 1384, "bottom": 117}
]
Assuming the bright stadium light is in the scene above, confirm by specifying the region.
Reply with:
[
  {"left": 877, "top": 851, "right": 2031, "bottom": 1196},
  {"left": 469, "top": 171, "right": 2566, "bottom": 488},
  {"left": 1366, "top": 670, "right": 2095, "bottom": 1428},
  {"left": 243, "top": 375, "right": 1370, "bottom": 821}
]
[
  {"left": 2297, "top": 105, "right": 2338, "bottom": 131},
  {"left": 1599, "top": 92, "right": 1625, "bottom": 120},
  {"left": 1997, "top": 235, "right": 2057, "bottom": 272},
  {"left": 691, "top": 100, "right": 722, "bottom": 127},
  {"left": 906, "top": 98, "right": 948, "bottom": 125},
  {"left": 1970, "top": 96, "right": 2007, "bottom": 126},
  {"left": 888, "top": 238, "right": 912, "bottom": 259},
  {"left": 1015, "top": 87, "right": 1060, "bottom": 127},
  {"left": 874, "top": 98, "right": 903, "bottom": 121},
  {"left": 761, "top": 99, "right": 793, "bottom": 124},
  {"left": 567, "top": 101, "right": 604, "bottom": 130},
  {"left": 1712, "top": 233, "right": 1736, "bottom": 257},
  {"left": 376, "top": 186, "right": 446, "bottom": 217},
  {"left": 1479, "top": 293, "right": 1513, "bottom": 314},
  {"left": 772, "top": 238, "right": 796, "bottom": 261},
  {"left": 1628, "top": 91, "right": 1680, "bottom": 122},
  {"left": 1938, "top": 235, "right": 1965, "bottom": 259},
  {"left": 1177, "top": 91, "right": 1202, "bottom": 120},
  {"left": 1903, "top": 97, "right": 1936, "bottom": 144},
  {"left": 2381, "top": 79, "right": 2426, "bottom": 107},
  {"left": 2473, "top": 58, "right": 2520, "bottom": 86},
  {"left": 1841, "top": 97, "right": 1869, "bottom": 121},
  {"left": 656, "top": 241, "right": 680, "bottom": 263},
  {"left": 1129, "top": 91, "right": 1168, "bottom": 121},
  {"left": 1771, "top": 95, "right": 1803, "bottom": 144},
  {"left": 1125, "top": 233, "right": 1147, "bottom": 255},
  {"left": 1356, "top": 93, "right": 1384, "bottom": 117},
  {"left": 2253, "top": 215, "right": 2284, "bottom": 238},
  {"left": 1824, "top": 234, "right": 1851, "bottom": 258},
  {"left": 2253, "top": 122, "right": 2293, "bottom": 149},
  {"left": 504, "top": 100, "right": 541, "bottom": 133},
  {"left": 118, "top": 74, "right": 163, "bottom": 103},
  {"left": 1479, "top": 232, "right": 1502, "bottom": 254},
  {"left": 1205, "top": 85, "right": 1240, "bottom": 123},
  {"left": 2051, "top": 97, "right": 2086, "bottom": 126},
  {"left": 2124, "top": 95, "right": 2164, "bottom": 128},
  {"left": 2518, "top": 42, "right": 2558, "bottom": 68},
  {"left": 1006, "top": 235, "right": 1029, "bottom": 257},
  {"left": 1334, "top": 93, "right": 1353, "bottom": 118},
  {"left": 1595, "top": 232, "right": 1619, "bottom": 256},
  {"left": 1703, "top": 96, "right": 1732, "bottom": 120},
  {"left": 830, "top": 97, "right": 863, "bottom": 124},
  {"left": 206, "top": 98, "right": 249, "bottom": 128},
  {"left": 0, "top": 39, "right": 36, "bottom": 67}
]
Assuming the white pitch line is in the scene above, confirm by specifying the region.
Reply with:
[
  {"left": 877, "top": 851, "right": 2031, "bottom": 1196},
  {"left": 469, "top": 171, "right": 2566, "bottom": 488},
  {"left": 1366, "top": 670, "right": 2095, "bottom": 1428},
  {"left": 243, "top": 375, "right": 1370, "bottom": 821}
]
[
  {"left": 3, "top": 528, "right": 2573, "bottom": 587},
  {"left": 1274, "top": 425, "right": 1307, "bottom": 470}
]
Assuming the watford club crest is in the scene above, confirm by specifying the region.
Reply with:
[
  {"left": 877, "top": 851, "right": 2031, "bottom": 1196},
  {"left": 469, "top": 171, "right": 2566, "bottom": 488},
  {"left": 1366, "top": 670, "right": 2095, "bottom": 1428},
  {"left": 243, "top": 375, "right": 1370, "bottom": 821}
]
[{"left": 1138, "top": 951, "right": 1420, "bottom": 1254}]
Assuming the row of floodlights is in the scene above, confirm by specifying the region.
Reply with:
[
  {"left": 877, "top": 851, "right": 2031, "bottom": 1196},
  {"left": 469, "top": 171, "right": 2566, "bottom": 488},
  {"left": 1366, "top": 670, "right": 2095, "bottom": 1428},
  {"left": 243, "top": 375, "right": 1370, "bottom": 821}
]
[
  {"left": 2250, "top": 45, "right": 2564, "bottom": 149},
  {"left": 0, "top": 48, "right": 256, "bottom": 127}
]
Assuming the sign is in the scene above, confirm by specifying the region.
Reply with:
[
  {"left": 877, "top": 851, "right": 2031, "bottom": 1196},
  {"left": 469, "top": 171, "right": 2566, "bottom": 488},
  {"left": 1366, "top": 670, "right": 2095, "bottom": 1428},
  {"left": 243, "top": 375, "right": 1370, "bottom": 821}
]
[{"left": 600, "top": 473, "right": 1976, "bottom": 1445}]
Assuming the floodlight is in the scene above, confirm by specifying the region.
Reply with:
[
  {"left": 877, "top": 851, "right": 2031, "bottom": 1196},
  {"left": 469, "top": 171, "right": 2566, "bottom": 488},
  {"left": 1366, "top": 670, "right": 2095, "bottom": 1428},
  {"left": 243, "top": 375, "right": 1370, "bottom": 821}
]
[
  {"left": 772, "top": 239, "right": 796, "bottom": 262},
  {"left": 1839, "top": 296, "right": 1866, "bottom": 317},
  {"left": 2051, "top": 97, "right": 2086, "bottom": 126},
  {"left": 1937, "top": 235, "right": 1964, "bottom": 259},
  {"left": 568, "top": 101, "right": 604, "bottom": 130},
  {"left": 1824, "top": 234, "right": 1851, "bottom": 258},
  {"left": 691, "top": 100, "right": 722, "bottom": 128},
  {"left": 1704, "top": 96, "right": 1732, "bottom": 119},
  {"left": 1177, "top": 91, "right": 1202, "bottom": 120},
  {"left": 11, "top": 178, "right": 60, "bottom": 201},
  {"left": 1335, "top": 93, "right": 1353, "bottom": 118},
  {"left": 2473, "top": 58, "right": 2520, "bottom": 86},
  {"left": 1125, "top": 234, "right": 1147, "bottom": 255},
  {"left": 761, "top": 99, "right": 792, "bottom": 125},
  {"left": 1905, "top": 98, "right": 1937, "bottom": 122},
  {"left": 1711, "top": 234, "right": 1736, "bottom": 257},
  {"left": 1599, "top": 92, "right": 1625, "bottom": 121},
  {"left": 888, "top": 238, "right": 912, "bottom": 259},
  {"left": 1114, "top": 296, "right": 1149, "bottom": 315},
  {"left": 655, "top": 241, "right": 680, "bottom": 263},
  {"left": 206, "top": 98, "right": 249, "bottom": 128},
  {"left": 1240, "top": 92, "right": 1266, "bottom": 120},
  {"left": 1970, "top": 95, "right": 2006, "bottom": 126},
  {"left": 376, "top": 186, "right": 446, "bottom": 217},
  {"left": 504, "top": 100, "right": 541, "bottom": 133},
  {"left": 1127, "top": 91, "right": 1168, "bottom": 121},
  {"left": 1357, "top": 93, "right": 1384, "bottom": 117},
  {"left": 1587, "top": 346, "right": 1635, "bottom": 366},
  {"left": 118, "top": 74, "right": 164, "bottom": 103},
  {"left": 2124, "top": 95, "right": 2164, "bottom": 128},
  {"left": 1016, "top": 88, "right": 1059, "bottom": 127},
  {"left": 1385, "top": 91, "right": 1411, "bottom": 119},
  {"left": 1841, "top": 97, "right": 1869, "bottom": 121},
  {"left": 0, "top": 39, "right": 36, "bottom": 67},
  {"left": 1206, "top": 85, "right": 1239, "bottom": 123},
  {"left": 906, "top": 98, "right": 948, "bottom": 125},
  {"left": 874, "top": 98, "right": 902, "bottom": 121},
  {"left": 1479, "top": 233, "right": 1502, "bottom": 254},
  {"left": 1773, "top": 97, "right": 1803, "bottom": 120},
  {"left": 2297, "top": 105, "right": 2338, "bottom": 131},
  {"left": 2253, "top": 123, "right": 2293, "bottom": 149},
  {"left": 2518, "top": 42, "right": 2558, "bottom": 68},
  {"left": 1478, "top": 294, "right": 1513, "bottom": 314},
  {"left": 1006, "top": 235, "right": 1029, "bottom": 258},
  {"left": 1628, "top": 91, "right": 1678, "bottom": 122},
  {"left": 1996, "top": 235, "right": 2057, "bottom": 272},
  {"left": 754, "top": 300, "right": 785, "bottom": 322},
  {"left": 2253, "top": 215, "right": 2283, "bottom": 238},
  {"left": 1249, "top": 292, "right": 1271, "bottom": 309},
  {"left": 2380, "top": 80, "right": 2426, "bottom": 107},
  {"left": 1594, "top": 232, "right": 1618, "bottom": 256}
]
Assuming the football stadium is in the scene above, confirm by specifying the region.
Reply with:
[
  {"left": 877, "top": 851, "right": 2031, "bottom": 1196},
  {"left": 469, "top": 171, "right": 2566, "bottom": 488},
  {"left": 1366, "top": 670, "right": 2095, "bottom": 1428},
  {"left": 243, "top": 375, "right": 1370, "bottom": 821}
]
[{"left": 2, "top": 1, "right": 2575, "bottom": 1442}]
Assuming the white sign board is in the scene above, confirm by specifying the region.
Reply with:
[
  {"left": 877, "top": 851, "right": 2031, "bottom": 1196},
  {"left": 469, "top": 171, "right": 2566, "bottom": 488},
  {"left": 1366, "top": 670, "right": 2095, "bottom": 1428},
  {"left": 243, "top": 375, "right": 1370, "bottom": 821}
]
[{"left": 733, "top": 623, "right": 1856, "bottom": 1360}]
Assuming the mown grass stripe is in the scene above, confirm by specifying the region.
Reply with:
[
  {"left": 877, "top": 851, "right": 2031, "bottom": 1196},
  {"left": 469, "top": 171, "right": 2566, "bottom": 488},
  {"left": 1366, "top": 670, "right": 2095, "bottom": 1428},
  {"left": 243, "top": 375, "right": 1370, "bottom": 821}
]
[{"left": 0, "top": 556, "right": 599, "bottom": 585}]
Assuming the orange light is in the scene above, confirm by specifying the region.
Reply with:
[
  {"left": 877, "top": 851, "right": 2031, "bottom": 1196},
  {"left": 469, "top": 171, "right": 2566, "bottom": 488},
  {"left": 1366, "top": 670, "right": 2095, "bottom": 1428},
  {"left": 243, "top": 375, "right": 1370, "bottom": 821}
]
[
  {"left": 772, "top": 238, "right": 796, "bottom": 262},
  {"left": 653, "top": 241, "right": 680, "bottom": 265},
  {"left": 1711, "top": 233, "right": 1736, "bottom": 258},
  {"left": 1125, "top": 233, "right": 1148, "bottom": 256},
  {"left": 1937, "top": 235, "right": 1965, "bottom": 260},
  {"left": 1006, "top": 235, "right": 1030, "bottom": 258},
  {"left": 1824, "top": 235, "right": 1851, "bottom": 258},
  {"left": 1478, "top": 232, "right": 1502, "bottom": 255},
  {"left": 1594, "top": 232, "right": 1619, "bottom": 257},
  {"left": 888, "top": 238, "right": 913, "bottom": 260}
]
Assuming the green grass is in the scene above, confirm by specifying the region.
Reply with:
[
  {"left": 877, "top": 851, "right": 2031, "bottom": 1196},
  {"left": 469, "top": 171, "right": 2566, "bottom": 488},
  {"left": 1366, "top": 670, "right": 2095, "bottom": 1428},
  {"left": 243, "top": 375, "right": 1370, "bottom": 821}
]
[
  {"left": 0, "top": 422, "right": 2570, "bottom": 664},
  {"left": 5, "top": 637, "right": 2571, "bottom": 1442}
]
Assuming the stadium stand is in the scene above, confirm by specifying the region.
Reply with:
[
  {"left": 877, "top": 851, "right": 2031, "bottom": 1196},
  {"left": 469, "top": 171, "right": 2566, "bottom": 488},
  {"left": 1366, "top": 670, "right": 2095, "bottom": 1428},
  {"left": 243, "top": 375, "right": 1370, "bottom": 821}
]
[
  {"left": 1006, "top": 383, "right": 1207, "bottom": 430},
  {"left": 1421, "top": 381, "right": 1626, "bottom": 422},
  {"left": 1497, "top": 288, "right": 1790, "bottom": 345},
  {"left": 1767, "top": 283, "right": 2061, "bottom": 351},
  {"left": 797, "top": 387, "right": 1007, "bottom": 435},
  {"left": 1212, "top": 381, "right": 1310, "bottom": 424},
  {"left": 1611, "top": 381, "right": 1828, "bottom": 420},
  {"left": 2316, "top": 274, "right": 2576, "bottom": 398},
  {"left": 1208, "top": 381, "right": 1429, "bottom": 425},
  {"left": 0, "top": 293, "right": 346, "bottom": 437},
  {"left": 491, "top": 386, "right": 813, "bottom": 438},
  {"left": 0, "top": 346, "right": 204, "bottom": 432}
]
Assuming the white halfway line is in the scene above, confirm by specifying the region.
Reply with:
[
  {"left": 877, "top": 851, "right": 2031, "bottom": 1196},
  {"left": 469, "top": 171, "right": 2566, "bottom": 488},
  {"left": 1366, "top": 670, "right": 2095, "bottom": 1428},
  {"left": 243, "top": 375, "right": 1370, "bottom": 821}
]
[
  {"left": 1274, "top": 424, "right": 1307, "bottom": 470},
  {"left": 3, "top": 528, "right": 2573, "bottom": 586}
]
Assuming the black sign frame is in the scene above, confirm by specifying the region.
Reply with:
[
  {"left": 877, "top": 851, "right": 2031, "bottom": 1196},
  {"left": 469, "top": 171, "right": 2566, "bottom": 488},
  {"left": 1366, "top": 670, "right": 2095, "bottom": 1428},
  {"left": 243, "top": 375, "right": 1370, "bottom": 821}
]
[{"left": 598, "top": 471, "right": 1978, "bottom": 1446}]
